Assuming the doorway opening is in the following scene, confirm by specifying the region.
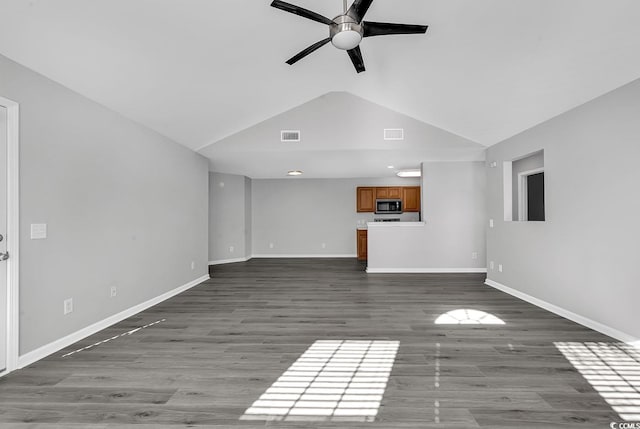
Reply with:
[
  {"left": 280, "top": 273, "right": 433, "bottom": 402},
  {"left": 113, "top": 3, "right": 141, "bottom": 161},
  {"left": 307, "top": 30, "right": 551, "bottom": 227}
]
[{"left": 502, "top": 150, "right": 545, "bottom": 222}]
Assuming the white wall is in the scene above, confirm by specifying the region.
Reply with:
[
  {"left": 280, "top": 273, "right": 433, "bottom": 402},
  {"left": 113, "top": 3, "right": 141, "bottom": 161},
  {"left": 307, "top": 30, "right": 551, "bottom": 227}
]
[
  {"left": 486, "top": 77, "right": 640, "bottom": 341},
  {"left": 209, "top": 172, "right": 251, "bottom": 263},
  {"left": 0, "top": 54, "right": 209, "bottom": 356},
  {"left": 251, "top": 177, "right": 420, "bottom": 256},
  {"left": 367, "top": 162, "right": 486, "bottom": 272}
]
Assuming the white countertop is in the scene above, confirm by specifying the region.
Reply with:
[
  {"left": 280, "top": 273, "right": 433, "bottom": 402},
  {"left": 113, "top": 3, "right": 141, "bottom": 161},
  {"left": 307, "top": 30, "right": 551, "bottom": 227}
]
[{"left": 367, "top": 221, "right": 425, "bottom": 228}]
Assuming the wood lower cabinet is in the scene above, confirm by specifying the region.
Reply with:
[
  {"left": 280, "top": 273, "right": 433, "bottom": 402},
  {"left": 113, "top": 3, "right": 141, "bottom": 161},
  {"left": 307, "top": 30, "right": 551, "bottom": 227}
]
[
  {"left": 402, "top": 186, "right": 421, "bottom": 212},
  {"left": 357, "top": 229, "right": 368, "bottom": 260},
  {"left": 357, "top": 187, "right": 375, "bottom": 212}
]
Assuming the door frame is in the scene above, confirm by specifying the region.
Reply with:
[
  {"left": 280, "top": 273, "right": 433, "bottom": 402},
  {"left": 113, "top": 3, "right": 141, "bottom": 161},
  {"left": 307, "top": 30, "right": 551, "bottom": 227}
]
[
  {"left": 0, "top": 96, "right": 20, "bottom": 376},
  {"left": 517, "top": 167, "right": 544, "bottom": 221}
]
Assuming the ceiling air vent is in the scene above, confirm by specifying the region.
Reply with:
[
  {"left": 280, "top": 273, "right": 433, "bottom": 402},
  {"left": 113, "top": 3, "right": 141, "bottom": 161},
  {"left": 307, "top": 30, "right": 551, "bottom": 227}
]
[
  {"left": 281, "top": 130, "right": 301, "bottom": 142},
  {"left": 384, "top": 128, "right": 404, "bottom": 140}
]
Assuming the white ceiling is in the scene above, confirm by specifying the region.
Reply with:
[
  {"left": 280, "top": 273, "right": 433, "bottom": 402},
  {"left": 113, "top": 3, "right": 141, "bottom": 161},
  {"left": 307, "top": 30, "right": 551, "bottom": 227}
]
[{"left": 1, "top": 0, "right": 640, "bottom": 178}]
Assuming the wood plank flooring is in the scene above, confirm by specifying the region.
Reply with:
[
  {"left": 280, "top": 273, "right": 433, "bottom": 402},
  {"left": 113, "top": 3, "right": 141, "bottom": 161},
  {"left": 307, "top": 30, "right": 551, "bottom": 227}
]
[{"left": 0, "top": 258, "right": 632, "bottom": 428}]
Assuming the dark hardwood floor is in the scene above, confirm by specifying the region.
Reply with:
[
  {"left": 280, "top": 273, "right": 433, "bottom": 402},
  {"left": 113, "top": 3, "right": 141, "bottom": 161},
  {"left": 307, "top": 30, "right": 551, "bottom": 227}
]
[{"left": 0, "top": 258, "right": 632, "bottom": 428}]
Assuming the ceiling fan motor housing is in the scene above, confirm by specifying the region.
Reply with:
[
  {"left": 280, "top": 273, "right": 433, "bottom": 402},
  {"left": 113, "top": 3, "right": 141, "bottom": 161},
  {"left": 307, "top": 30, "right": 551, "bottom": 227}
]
[{"left": 330, "top": 15, "right": 363, "bottom": 50}]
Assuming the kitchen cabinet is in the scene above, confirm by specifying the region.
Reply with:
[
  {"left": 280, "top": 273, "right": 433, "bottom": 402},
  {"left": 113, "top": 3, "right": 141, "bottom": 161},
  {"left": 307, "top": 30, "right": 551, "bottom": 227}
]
[
  {"left": 357, "top": 187, "right": 375, "bottom": 212},
  {"left": 357, "top": 229, "right": 368, "bottom": 260},
  {"left": 376, "top": 187, "right": 402, "bottom": 199},
  {"left": 402, "top": 186, "right": 421, "bottom": 212},
  {"left": 357, "top": 186, "right": 421, "bottom": 213}
]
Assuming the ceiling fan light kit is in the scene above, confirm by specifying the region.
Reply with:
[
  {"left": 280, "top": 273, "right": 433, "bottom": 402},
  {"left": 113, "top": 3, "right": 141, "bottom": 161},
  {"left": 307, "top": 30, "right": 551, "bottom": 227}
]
[
  {"left": 271, "top": 0, "right": 428, "bottom": 73},
  {"left": 330, "top": 15, "right": 363, "bottom": 50}
]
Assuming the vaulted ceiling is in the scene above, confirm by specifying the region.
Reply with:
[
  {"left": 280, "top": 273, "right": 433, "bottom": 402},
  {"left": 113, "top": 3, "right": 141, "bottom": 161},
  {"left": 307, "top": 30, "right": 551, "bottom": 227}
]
[{"left": 1, "top": 0, "right": 640, "bottom": 178}]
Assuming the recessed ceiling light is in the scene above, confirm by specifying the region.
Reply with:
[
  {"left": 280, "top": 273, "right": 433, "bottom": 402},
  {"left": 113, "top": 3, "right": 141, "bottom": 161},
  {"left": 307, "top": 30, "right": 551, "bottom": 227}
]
[
  {"left": 396, "top": 169, "right": 421, "bottom": 178},
  {"left": 387, "top": 165, "right": 394, "bottom": 169},
  {"left": 287, "top": 170, "right": 303, "bottom": 176}
]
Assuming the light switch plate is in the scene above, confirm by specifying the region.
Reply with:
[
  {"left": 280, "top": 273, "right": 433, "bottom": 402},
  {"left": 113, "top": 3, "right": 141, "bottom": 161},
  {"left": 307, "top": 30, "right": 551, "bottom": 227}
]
[{"left": 31, "top": 223, "right": 47, "bottom": 239}]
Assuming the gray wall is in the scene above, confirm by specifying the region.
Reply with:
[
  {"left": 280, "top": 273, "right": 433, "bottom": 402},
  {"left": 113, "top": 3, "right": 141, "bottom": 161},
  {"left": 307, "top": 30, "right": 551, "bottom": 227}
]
[
  {"left": 251, "top": 177, "right": 420, "bottom": 256},
  {"left": 201, "top": 91, "right": 485, "bottom": 179},
  {"left": 0, "top": 54, "right": 209, "bottom": 355},
  {"left": 208, "top": 172, "right": 251, "bottom": 262},
  {"left": 422, "top": 161, "right": 487, "bottom": 265},
  {"left": 486, "top": 77, "right": 640, "bottom": 340}
]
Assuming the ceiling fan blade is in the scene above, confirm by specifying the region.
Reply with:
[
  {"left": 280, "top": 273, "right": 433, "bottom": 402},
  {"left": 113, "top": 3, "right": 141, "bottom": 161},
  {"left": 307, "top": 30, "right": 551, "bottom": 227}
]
[
  {"left": 363, "top": 21, "right": 428, "bottom": 37},
  {"left": 347, "top": 46, "right": 365, "bottom": 73},
  {"left": 270, "top": 0, "right": 333, "bottom": 25},
  {"left": 286, "top": 38, "right": 332, "bottom": 65},
  {"left": 347, "top": 0, "right": 374, "bottom": 23}
]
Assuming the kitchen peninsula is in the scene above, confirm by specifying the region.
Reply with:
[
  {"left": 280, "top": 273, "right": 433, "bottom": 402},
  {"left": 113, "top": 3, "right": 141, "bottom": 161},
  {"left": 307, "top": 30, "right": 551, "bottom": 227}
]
[
  {"left": 359, "top": 162, "right": 487, "bottom": 274},
  {"left": 356, "top": 186, "right": 421, "bottom": 260}
]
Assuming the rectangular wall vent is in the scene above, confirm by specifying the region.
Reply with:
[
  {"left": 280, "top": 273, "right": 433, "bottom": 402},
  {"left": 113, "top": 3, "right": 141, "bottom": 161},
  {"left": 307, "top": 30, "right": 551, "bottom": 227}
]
[
  {"left": 384, "top": 128, "right": 404, "bottom": 140},
  {"left": 281, "top": 130, "right": 301, "bottom": 142}
]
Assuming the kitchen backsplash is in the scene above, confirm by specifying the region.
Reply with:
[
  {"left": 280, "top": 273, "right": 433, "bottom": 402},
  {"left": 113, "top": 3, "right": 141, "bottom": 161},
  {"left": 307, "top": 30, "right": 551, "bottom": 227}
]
[{"left": 356, "top": 211, "right": 420, "bottom": 228}]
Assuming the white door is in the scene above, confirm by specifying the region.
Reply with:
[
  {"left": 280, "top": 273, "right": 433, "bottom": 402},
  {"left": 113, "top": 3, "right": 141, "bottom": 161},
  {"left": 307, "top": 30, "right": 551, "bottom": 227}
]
[
  {"left": 0, "top": 105, "right": 7, "bottom": 373},
  {"left": 0, "top": 96, "right": 18, "bottom": 377}
]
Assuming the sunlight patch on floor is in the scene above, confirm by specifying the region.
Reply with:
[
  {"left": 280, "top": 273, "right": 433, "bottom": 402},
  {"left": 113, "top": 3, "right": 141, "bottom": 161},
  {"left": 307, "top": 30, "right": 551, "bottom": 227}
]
[
  {"left": 240, "top": 340, "right": 399, "bottom": 422},
  {"left": 555, "top": 341, "right": 640, "bottom": 421},
  {"left": 435, "top": 309, "right": 505, "bottom": 325}
]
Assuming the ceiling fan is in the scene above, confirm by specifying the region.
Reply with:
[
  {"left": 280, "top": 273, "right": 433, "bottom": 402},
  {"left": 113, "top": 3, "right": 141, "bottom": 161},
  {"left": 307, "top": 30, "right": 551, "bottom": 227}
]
[{"left": 271, "top": 0, "right": 428, "bottom": 73}]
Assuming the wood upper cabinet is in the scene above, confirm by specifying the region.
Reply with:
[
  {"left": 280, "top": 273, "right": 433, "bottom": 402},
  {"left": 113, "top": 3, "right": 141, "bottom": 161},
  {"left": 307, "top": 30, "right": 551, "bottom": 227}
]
[
  {"left": 402, "top": 186, "right": 421, "bottom": 212},
  {"left": 376, "top": 187, "right": 402, "bottom": 199},
  {"left": 357, "top": 229, "right": 368, "bottom": 260},
  {"left": 357, "top": 186, "right": 420, "bottom": 213},
  {"left": 356, "top": 187, "right": 375, "bottom": 212}
]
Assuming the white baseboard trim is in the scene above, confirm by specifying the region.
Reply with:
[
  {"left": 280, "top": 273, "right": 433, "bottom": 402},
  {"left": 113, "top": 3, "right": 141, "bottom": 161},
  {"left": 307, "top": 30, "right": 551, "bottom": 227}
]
[
  {"left": 17, "top": 274, "right": 210, "bottom": 370},
  {"left": 366, "top": 267, "right": 487, "bottom": 274},
  {"left": 252, "top": 254, "right": 356, "bottom": 258},
  {"left": 209, "top": 257, "right": 251, "bottom": 265},
  {"left": 485, "top": 278, "right": 639, "bottom": 344}
]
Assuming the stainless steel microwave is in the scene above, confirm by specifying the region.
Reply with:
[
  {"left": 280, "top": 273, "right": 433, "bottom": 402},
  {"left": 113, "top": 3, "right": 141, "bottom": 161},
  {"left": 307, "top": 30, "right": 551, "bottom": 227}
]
[{"left": 376, "top": 199, "right": 402, "bottom": 214}]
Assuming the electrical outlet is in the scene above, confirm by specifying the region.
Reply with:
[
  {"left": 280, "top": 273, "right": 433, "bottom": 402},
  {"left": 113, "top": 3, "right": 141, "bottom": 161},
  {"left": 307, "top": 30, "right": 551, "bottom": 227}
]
[
  {"left": 471, "top": 252, "right": 478, "bottom": 260},
  {"left": 321, "top": 243, "right": 326, "bottom": 249},
  {"left": 489, "top": 219, "right": 494, "bottom": 228},
  {"left": 490, "top": 261, "right": 495, "bottom": 270},
  {"left": 498, "top": 264, "right": 503, "bottom": 273},
  {"left": 110, "top": 286, "right": 117, "bottom": 297},
  {"left": 191, "top": 261, "right": 195, "bottom": 270},
  {"left": 63, "top": 298, "right": 73, "bottom": 315},
  {"left": 229, "top": 246, "right": 234, "bottom": 253},
  {"left": 269, "top": 243, "right": 274, "bottom": 249}
]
